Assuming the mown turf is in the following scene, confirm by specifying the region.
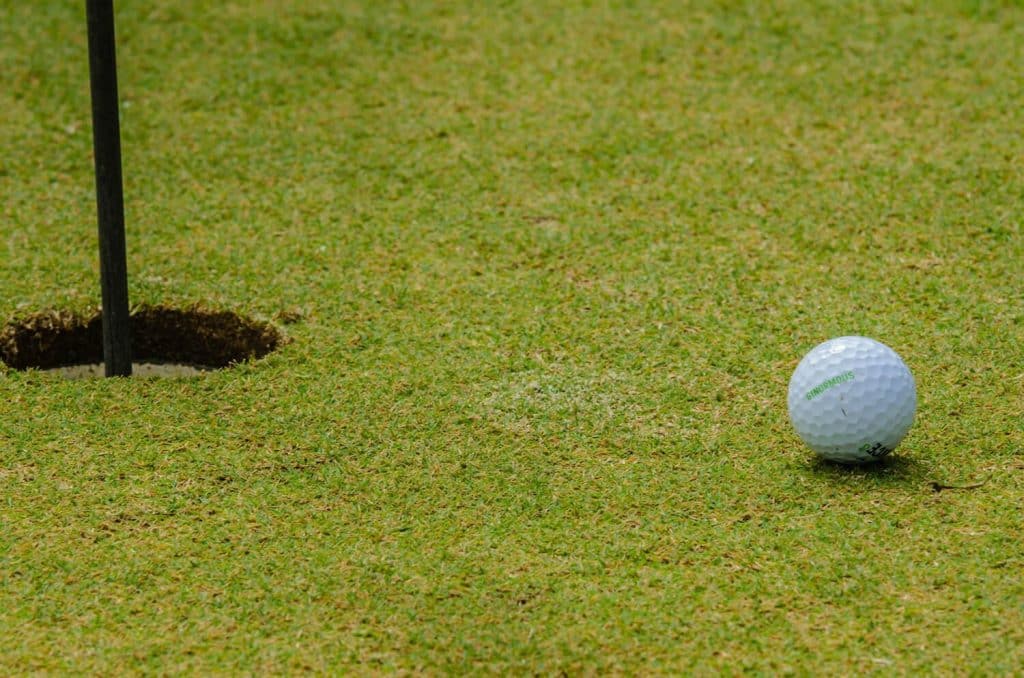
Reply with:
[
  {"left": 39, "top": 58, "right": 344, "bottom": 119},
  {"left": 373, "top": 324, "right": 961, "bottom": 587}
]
[{"left": 1, "top": 0, "right": 1022, "bottom": 673}]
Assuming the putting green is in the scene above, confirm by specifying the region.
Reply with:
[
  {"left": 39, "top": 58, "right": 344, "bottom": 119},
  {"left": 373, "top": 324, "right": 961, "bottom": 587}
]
[{"left": 1, "top": 0, "right": 1021, "bottom": 673}]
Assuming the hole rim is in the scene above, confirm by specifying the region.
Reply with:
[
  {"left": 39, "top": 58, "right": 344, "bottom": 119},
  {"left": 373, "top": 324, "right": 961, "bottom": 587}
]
[{"left": 0, "top": 305, "right": 289, "bottom": 373}]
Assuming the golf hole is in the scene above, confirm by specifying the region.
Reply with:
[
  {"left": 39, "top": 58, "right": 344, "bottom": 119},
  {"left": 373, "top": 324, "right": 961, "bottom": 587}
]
[{"left": 0, "top": 306, "right": 287, "bottom": 378}]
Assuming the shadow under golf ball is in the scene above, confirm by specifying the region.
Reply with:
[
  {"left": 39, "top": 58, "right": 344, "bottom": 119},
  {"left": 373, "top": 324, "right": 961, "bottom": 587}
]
[{"left": 805, "top": 452, "right": 929, "bottom": 484}]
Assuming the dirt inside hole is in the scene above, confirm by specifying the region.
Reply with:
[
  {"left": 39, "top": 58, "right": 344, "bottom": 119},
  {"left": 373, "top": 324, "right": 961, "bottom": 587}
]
[{"left": 0, "top": 306, "right": 287, "bottom": 374}]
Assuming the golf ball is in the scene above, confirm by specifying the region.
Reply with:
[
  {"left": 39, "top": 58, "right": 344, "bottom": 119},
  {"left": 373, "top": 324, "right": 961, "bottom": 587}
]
[{"left": 787, "top": 336, "right": 916, "bottom": 464}]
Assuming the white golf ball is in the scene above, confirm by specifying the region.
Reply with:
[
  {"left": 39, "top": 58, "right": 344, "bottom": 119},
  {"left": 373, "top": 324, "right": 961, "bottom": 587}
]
[{"left": 787, "top": 336, "right": 916, "bottom": 464}]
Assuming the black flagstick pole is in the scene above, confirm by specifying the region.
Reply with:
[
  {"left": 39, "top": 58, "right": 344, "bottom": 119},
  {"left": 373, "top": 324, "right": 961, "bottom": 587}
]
[{"left": 85, "top": 0, "right": 132, "bottom": 377}]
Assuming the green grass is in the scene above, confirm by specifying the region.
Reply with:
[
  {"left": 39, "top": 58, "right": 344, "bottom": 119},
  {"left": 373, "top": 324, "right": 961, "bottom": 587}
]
[{"left": 2, "top": 0, "right": 1023, "bottom": 672}]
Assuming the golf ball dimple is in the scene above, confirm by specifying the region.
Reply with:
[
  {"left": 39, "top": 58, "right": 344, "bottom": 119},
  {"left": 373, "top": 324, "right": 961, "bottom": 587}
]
[{"left": 787, "top": 336, "right": 916, "bottom": 464}]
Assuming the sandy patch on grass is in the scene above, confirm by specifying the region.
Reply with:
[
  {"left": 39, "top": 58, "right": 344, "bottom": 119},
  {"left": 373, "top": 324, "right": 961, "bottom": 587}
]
[{"left": 46, "top": 362, "right": 208, "bottom": 379}]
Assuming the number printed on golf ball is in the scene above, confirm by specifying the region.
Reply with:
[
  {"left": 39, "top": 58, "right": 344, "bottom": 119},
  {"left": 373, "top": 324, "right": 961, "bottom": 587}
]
[{"left": 787, "top": 336, "right": 916, "bottom": 464}]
